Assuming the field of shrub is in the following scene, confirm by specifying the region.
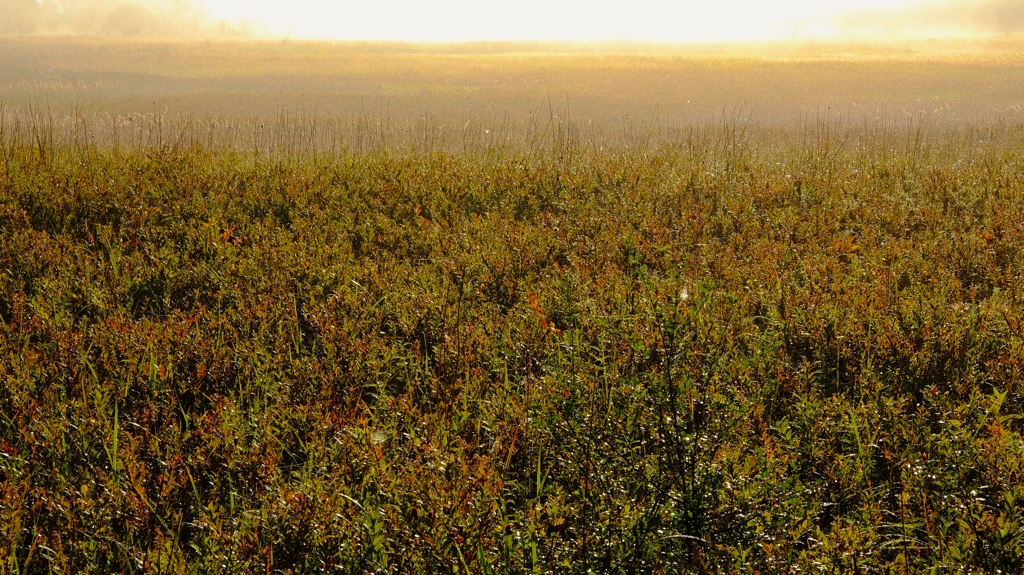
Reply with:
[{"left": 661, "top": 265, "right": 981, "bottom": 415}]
[
  {"left": 2, "top": 38, "right": 1024, "bottom": 573},
  {"left": 2, "top": 110, "right": 1024, "bottom": 573}
]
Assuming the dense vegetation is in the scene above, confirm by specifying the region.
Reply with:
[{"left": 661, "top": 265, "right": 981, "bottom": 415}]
[{"left": 2, "top": 116, "right": 1024, "bottom": 573}]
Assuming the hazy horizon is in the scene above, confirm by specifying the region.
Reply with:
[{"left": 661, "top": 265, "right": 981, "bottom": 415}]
[{"left": 3, "top": 0, "right": 1024, "bottom": 43}]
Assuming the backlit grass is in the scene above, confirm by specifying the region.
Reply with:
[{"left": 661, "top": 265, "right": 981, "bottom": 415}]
[{"left": 2, "top": 109, "right": 1024, "bottom": 572}]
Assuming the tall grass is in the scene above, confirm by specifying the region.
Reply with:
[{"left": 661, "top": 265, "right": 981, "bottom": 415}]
[{"left": 2, "top": 107, "right": 1024, "bottom": 572}]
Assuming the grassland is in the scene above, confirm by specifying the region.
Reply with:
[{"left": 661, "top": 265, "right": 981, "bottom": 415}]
[
  {"left": 4, "top": 37, "right": 1024, "bottom": 125},
  {"left": 2, "top": 38, "right": 1024, "bottom": 573}
]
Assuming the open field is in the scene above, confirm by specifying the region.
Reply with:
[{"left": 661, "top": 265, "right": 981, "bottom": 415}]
[
  {"left": 3, "top": 38, "right": 1024, "bottom": 572},
  {"left": 3, "top": 37, "right": 1024, "bottom": 126}
]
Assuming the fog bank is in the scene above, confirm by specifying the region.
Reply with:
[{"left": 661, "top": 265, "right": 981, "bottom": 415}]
[
  {"left": 826, "top": 0, "right": 1024, "bottom": 39},
  {"left": 0, "top": 0, "right": 248, "bottom": 37}
]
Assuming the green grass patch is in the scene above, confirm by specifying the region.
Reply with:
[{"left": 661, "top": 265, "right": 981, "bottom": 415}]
[{"left": 2, "top": 121, "right": 1024, "bottom": 572}]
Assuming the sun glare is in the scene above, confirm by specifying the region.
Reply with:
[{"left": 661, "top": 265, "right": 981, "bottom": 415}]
[{"left": 200, "top": 0, "right": 940, "bottom": 43}]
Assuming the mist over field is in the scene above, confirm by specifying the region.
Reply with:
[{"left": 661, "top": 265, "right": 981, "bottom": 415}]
[{"left": 1, "top": 36, "right": 1022, "bottom": 140}]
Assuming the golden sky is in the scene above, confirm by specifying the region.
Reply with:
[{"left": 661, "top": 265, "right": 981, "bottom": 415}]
[{"left": 197, "top": 0, "right": 1016, "bottom": 42}]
